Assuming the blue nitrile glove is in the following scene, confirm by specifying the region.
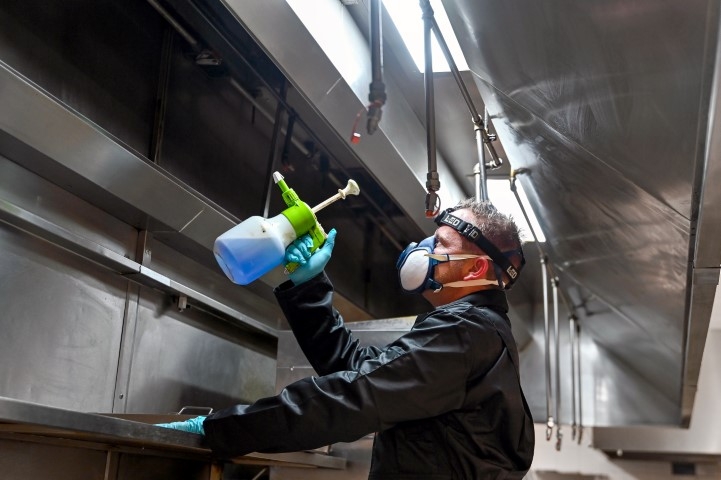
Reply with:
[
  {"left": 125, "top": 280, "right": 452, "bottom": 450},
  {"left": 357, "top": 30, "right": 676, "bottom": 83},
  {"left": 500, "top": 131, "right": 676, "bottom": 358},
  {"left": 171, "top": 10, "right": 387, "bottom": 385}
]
[
  {"left": 285, "top": 228, "right": 337, "bottom": 285},
  {"left": 155, "top": 415, "right": 206, "bottom": 435}
]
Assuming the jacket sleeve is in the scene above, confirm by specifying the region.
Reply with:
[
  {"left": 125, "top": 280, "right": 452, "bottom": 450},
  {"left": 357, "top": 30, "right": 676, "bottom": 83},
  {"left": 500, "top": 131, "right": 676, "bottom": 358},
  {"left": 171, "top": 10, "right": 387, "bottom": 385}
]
[
  {"left": 274, "top": 272, "right": 385, "bottom": 375},
  {"left": 203, "top": 296, "right": 505, "bottom": 459}
]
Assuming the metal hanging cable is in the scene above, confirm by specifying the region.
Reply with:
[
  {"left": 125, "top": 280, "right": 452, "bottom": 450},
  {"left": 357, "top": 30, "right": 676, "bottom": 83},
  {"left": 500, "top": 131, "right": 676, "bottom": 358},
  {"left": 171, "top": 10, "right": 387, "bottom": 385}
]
[{"left": 421, "top": 3, "right": 503, "bottom": 169}]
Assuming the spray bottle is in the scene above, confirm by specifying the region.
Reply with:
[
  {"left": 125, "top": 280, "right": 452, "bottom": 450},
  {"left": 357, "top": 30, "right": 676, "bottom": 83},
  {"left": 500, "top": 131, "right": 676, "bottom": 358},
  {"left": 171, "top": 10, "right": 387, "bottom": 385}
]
[{"left": 214, "top": 171, "right": 360, "bottom": 285}]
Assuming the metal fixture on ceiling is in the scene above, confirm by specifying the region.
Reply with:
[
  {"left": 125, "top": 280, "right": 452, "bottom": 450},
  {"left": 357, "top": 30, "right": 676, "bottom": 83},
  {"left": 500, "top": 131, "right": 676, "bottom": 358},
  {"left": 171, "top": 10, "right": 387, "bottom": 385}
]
[
  {"left": 366, "top": 0, "right": 386, "bottom": 135},
  {"left": 417, "top": 0, "right": 505, "bottom": 214}
]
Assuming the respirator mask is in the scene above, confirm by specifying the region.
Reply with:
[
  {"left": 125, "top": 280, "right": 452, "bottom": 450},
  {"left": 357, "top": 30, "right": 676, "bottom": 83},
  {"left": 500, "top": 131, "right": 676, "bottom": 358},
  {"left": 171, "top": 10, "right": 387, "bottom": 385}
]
[
  {"left": 396, "top": 208, "right": 526, "bottom": 294},
  {"left": 396, "top": 236, "right": 497, "bottom": 294}
]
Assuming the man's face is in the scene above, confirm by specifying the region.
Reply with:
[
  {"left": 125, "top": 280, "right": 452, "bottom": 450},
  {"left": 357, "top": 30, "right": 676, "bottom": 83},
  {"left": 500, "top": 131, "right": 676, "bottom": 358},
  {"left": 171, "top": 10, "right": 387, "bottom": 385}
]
[{"left": 421, "top": 209, "right": 486, "bottom": 305}]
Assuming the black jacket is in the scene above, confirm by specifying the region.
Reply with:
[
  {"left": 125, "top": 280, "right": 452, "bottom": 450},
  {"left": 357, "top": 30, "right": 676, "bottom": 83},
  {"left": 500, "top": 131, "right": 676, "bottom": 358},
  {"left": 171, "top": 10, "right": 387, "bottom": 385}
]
[{"left": 204, "top": 273, "right": 534, "bottom": 479}]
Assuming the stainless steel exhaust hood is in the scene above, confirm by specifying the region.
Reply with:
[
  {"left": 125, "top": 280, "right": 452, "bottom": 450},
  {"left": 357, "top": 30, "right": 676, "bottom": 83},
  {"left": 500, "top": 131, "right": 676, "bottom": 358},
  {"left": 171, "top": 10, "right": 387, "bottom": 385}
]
[{"left": 2, "top": 0, "right": 720, "bottom": 439}]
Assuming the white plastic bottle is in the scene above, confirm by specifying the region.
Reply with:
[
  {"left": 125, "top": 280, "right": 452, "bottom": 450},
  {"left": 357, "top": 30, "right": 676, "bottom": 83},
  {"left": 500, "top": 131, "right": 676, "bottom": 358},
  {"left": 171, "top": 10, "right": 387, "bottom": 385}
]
[{"left": 213, "top": 213, "right": 297, "bottom": 285}]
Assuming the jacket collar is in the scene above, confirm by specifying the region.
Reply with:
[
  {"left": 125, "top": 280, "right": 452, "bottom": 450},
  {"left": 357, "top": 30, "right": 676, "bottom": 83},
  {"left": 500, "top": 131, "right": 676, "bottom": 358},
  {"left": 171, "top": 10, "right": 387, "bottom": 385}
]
[{"left": 454, "top": 288, "right": 509, "bottom": 313}]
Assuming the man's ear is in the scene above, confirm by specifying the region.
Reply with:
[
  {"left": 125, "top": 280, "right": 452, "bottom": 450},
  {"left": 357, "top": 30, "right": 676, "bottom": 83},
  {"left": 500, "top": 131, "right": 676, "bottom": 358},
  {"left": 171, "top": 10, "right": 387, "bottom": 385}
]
[{"left": 464, "top": 257, "right": 491, "bottom": 280}]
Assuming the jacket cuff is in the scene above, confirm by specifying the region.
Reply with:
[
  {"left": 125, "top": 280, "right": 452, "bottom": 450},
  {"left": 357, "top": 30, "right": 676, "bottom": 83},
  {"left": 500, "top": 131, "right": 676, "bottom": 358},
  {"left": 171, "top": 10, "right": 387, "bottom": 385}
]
[{"left": 273, "top": 271, "right": 329, "bottom": 297}]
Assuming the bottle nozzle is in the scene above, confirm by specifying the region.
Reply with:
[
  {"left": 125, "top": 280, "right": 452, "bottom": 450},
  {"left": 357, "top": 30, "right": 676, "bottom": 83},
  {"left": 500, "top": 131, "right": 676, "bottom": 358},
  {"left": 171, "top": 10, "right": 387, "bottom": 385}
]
[{"left": 312, "top": 179, "right": 361, "bottom": 213}]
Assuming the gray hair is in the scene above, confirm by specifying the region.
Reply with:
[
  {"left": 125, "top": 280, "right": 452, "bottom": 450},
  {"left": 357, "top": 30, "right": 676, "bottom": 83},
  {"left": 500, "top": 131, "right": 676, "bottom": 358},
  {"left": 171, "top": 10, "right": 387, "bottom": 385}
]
[{"left": 453, "top": 197, "right": 523, "bottom": 253}]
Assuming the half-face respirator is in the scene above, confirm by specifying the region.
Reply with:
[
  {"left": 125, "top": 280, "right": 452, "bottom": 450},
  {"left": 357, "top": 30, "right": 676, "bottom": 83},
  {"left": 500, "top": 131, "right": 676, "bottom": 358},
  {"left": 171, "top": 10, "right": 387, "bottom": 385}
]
[
  {"left": 396, "top": 208, "right": 525, "bottom": 294},
  {"left": 396, "top": 236, "right": 443, "bottom": 294}
]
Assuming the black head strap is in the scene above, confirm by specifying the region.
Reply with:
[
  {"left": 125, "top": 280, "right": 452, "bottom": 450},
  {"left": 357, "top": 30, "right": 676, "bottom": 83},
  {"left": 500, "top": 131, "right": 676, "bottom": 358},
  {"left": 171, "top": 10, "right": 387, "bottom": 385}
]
[{"left": 434, "top": 208, "right": 524, "bottom": 289}]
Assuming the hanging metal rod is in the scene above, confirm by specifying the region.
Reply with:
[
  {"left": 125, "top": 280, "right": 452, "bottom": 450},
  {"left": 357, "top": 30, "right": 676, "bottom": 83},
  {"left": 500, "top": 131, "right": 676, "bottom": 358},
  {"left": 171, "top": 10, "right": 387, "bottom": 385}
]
[
  {"left": 509, "top": 168, "right": 583, "bottom": 450},
  {"left": 418, "top": 0, "right": 503, "bottom": 210},
  {"left": 509, "top": 169, "right": 575, "bottom": 313},
  {"left": 569, "top": 313, "right": 579, "bottom": 442},
  {"left": 367, "top": 0, "right": 386, "bottom": 134},
  {"left": 419, "top": 0, "right": 502, "bottom": 169},
  {"left": 552, "top": 276, "right": 562, "bottom": 451},
  {"left": 541, "top": 255, "right": 554, "bottom": 441},
  {"left": 421, "top": 0, "right": 440, "bottom": 217}
]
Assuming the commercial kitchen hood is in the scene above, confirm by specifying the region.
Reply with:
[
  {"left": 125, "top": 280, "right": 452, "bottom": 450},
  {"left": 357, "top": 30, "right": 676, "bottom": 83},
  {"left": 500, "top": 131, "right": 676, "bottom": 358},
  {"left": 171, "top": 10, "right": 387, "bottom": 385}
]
[{"left": 1, "top": 0, "right": 720, "bottom": 445}]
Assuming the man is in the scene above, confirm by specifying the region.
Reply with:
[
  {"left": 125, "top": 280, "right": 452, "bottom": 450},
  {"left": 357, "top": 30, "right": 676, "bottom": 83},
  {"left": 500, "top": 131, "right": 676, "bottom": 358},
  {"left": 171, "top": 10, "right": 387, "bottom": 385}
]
[{"left": 159, "top": 198, "right": 535, "bottom": 479}]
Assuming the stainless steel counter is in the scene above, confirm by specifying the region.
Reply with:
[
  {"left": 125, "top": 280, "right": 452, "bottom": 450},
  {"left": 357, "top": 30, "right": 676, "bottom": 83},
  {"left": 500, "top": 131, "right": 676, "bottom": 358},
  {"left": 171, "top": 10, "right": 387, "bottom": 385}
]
[{"left": 0, "top": 396, "right": 346, "bottom": 471}]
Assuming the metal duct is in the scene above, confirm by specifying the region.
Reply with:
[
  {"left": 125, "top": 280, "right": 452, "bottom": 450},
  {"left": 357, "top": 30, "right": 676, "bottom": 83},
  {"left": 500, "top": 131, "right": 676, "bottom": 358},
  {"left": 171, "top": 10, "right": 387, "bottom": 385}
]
[{"left": 443, "top": 0, "right": 721, "bottom": 425}]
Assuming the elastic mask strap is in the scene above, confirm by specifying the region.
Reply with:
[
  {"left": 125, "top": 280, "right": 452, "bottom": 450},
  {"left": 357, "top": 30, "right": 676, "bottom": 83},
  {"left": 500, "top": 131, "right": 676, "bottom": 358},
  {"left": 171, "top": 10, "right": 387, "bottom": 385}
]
[
  {"left": 443, "top": 278, "right": 503, "bottom": 289},
  {"left": 427, "top": 253, "right": 495, "bottom": 291},
  {"left": 435, "top": 209, "right": 523, "bottom": 288},
  {"left": 492, "top": 263, "right": 505, "bottom": 289}
]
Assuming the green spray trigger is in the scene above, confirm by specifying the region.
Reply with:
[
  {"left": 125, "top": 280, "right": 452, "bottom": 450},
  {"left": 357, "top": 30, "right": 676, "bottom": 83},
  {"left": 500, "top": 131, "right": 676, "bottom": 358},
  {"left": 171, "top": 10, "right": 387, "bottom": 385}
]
[{"left": 275, "top": 172, "right": 360, "bottom": 273}]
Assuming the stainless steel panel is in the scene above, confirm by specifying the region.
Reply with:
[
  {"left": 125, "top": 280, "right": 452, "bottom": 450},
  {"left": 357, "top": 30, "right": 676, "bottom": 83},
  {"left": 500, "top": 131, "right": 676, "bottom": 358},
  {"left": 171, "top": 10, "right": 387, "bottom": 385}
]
[
  {"left": 0, "top": 157, "right": 279, "bottom": 417},
  {"left": 442, "top": 0, "right": 721, "bottom": 425},
  {"left": 0, "top": 224, "right": 127, "bottom": 412},
  {"left": 0, "top": 158, "right": 279, "bottom": 337},
  {"left": 593, "top": 331, "right": 721, "bottom": 455},
  {"left": 0, "top": 0, "right": 163, "bottom": 156},
  {"left": 682, "top": 17, "right": 721, "bottom": 422},
  {"left": 124, "top": 286, "right": 277, "bottom": 413},
  {"left": 0, "top": 59, "right": 236, "bottom": 252},
  {"left": 0, "top": 438, "right": 107, "bottom": 480},
  {"left": 447, "top": 0, "right": 712, "bottom": 214},
  {"left": 146, "top": 240, "right": 282, "bottom": 335},
  {"left": 0, "top": 156, "right": 139, "bottom": 260},
  {"left": 0, "top": 396, "right": 203, "bottom": 452}
]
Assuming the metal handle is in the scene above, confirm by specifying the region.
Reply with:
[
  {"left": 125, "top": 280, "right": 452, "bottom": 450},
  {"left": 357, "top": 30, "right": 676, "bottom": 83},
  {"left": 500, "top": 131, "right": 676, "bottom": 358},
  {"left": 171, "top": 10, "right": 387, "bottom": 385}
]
[{"left": 177, "top": 406, "right": 214, "bottom": 415}]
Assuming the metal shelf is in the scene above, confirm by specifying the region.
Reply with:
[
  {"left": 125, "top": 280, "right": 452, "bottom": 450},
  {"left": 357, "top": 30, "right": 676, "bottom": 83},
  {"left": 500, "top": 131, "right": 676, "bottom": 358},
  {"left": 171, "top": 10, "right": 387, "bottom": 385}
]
[
  {"left": 0, "top": 198, "right": 277, "bottom": 338},
  {"left": 0, "top": 396, "right": 346, "bottom": 471}
]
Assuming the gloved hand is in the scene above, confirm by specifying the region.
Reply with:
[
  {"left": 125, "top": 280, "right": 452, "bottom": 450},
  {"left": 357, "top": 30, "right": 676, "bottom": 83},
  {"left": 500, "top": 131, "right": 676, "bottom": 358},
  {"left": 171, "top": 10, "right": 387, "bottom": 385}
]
[
  {"left": 155, "top": 415, "right": 206, "bottom": 435},
  {"left": 285, "top": 228, "right": 337, "bottom": 285}
]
